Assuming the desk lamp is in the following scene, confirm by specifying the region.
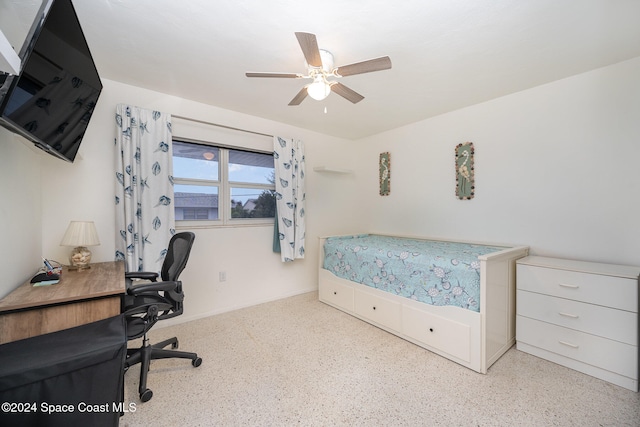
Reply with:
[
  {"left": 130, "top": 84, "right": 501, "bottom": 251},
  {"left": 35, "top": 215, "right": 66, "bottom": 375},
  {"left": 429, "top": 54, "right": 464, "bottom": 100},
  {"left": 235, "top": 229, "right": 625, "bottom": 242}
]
[{"left": 60, "top": 221, "right": 100, "bottom": 270}]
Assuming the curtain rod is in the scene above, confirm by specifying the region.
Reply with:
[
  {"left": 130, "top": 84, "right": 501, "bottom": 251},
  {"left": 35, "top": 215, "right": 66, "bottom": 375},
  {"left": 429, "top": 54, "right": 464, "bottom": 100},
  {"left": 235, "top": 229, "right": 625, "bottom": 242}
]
[{"left": 172, "top": 115, "right": 273, "bottom": 138}]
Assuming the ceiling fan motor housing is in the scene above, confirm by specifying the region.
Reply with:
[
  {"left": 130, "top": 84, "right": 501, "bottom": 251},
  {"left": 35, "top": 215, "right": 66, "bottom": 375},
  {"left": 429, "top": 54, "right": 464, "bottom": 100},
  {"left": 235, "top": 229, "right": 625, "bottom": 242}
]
[{"left": 316, "top": 49, "right": 334, "bottom": 73}]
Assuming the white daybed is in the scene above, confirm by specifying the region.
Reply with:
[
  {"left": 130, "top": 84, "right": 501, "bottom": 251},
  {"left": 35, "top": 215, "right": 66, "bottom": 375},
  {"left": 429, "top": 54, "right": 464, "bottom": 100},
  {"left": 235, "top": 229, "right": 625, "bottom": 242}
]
[{"left": 318, "top": 234, "right": 529, "bottom": 374}]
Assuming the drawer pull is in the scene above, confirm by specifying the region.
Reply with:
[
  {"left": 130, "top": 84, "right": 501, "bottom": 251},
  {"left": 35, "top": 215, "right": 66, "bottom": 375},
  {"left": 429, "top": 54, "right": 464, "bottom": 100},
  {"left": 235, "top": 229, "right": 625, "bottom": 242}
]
[
  {"left": 558, "top": 312, "right": 579, "bottom": 319},
  {"left": 559, "top": 340, "right": 579, "bottom": 349},
  {"left": 333, "top": 291, "right": 337, "bottom": 295},
  {"left": 372, "top": 306, "right": 376, "bottom": 310},
  {"left": 558, "top": 283, "right": 579, "bottom": 289}
]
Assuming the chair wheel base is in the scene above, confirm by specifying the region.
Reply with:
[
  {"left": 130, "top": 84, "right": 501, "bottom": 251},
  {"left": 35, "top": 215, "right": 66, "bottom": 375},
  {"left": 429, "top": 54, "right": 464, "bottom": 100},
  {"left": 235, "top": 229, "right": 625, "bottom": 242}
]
[
  {"left": 140, "top": 388, "right": 153, "bottom": 402},
  {"left": 193, "top": 357, "right": 203, "bottom": 367}
]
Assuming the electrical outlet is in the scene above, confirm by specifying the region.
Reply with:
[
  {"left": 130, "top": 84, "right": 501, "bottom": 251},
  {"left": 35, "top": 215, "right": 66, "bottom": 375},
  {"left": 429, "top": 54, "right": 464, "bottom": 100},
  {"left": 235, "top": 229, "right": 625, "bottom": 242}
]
[{"left": 219, "top": 271, "right": 226, "bottom": 282}]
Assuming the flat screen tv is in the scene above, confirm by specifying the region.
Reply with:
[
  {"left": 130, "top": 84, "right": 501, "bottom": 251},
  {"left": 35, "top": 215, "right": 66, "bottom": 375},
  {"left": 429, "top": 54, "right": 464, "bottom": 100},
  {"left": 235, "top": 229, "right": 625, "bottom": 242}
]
[{"left": 0, "top": 0, "right": 102, "bottom": 163}]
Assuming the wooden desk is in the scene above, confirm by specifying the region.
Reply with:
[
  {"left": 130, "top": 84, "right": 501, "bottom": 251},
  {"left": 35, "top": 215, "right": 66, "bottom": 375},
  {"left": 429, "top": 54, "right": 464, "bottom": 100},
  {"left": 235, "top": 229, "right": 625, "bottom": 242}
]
[{"left": 0, "top": 261, "right": 125, "bottom": 344}]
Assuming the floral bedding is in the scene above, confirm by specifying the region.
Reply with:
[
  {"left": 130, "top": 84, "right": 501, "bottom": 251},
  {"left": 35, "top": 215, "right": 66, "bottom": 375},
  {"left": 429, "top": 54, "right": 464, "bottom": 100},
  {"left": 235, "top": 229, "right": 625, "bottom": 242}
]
[{"left": 322, "top": 234, "right": 507, "bottom": 312}]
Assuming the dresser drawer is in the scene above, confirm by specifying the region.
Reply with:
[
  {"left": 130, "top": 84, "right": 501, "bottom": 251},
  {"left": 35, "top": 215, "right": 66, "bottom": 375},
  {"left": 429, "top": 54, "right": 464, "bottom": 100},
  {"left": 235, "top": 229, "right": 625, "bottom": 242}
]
[
  {"left": 319, "top": 280, "right": 354, "bottom": 312},
  {"left": 403, "top": 305, "right": 471, "bottom": 362},
  {"left": 517, "top": 264, "right": 637, "bottom": 312},
  {"left": 354, "top": 289, "right": 402, "bottom": 332},
  {"left": 517, "top": 316, "right": 637, "bottom": 379},
  {"left": 517, "top": 290, "right": 637, "bottom": 345}
]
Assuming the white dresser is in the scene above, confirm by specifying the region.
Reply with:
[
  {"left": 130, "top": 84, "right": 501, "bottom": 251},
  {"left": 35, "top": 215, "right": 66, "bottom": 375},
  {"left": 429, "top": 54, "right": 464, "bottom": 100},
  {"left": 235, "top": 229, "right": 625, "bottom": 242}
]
[{"left": 516, "top": 256, "right": 639, "bottom": 391}]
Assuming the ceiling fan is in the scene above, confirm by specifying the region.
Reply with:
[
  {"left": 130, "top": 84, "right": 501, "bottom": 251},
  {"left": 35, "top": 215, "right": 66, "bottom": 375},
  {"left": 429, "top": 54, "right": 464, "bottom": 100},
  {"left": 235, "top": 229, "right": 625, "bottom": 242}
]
[{"left": 245, "top": 32, "right": 392, "bottom": 106}]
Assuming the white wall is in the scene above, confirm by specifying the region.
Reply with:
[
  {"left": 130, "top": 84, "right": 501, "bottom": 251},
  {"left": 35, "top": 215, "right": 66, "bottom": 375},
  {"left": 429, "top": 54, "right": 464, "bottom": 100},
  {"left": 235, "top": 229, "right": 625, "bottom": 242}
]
[
  {"left": 36, "top": 79, "right": 361, "bottom": 322},
  {"left": 354, "top": 57, "right": 640, "bottom": 266},
  {"left": 0, "top": 129, "right": 42, "bottom": 298}
]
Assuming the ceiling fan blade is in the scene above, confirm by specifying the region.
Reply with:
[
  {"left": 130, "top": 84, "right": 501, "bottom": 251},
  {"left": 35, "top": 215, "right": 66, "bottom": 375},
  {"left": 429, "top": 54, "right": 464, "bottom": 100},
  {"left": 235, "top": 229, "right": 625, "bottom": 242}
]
[
  {"left": 334, "top": 56, "right": 392, "bottom": 77},
  {"left": 246, "top": 72, "right": 302, "bottom": 78},
  {"left": 330, "top": 82, "right": 364, "bottom": 104},
  {"left": 295, "top": 32, "right": 322, "bottom": 68},
  {"left": 288, "top": 87, "right": 308, "bottom": 106}
]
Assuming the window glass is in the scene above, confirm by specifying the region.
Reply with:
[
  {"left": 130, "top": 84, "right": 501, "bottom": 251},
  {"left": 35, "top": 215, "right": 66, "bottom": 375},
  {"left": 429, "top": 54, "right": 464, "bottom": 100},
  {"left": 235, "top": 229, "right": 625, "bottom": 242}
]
[
  {"left": 230, "top": 187, "right": 276, "bottom": 219},
  {"left": 174, "top": 184, "right": 219, "bottom": 220},
  {"left": 229, "top": 149, "right": 274, "bottom": 184},
  {"left": 173, "top": 141, "right": 219, "bottom": 181},
  {"left": 172, "top": 141, "right": 275, "bottom": 225}
]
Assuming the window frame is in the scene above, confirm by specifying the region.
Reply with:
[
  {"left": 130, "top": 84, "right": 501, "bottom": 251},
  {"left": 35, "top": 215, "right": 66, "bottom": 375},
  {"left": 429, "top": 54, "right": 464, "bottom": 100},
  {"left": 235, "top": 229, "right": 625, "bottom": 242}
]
[{"left": 172, "top": 139, "right": 275, "bottom": 228}]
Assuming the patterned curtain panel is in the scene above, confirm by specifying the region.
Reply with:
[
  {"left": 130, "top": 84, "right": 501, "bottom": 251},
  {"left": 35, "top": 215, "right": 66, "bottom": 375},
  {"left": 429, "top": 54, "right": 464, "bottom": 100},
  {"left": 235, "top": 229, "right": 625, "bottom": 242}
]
[
  {"left": 114, "top": 104, "right": 175, "bottom": 273},
  {"left": 273, "top": 136, "right": 306, "bottom": 262}
]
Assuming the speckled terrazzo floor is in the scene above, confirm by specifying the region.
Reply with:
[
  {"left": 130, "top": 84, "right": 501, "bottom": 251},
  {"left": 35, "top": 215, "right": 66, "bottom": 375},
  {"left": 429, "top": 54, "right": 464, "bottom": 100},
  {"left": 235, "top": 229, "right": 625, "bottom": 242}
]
[{"left": 120, "top": 291, "right": 640, "bottom": 427}]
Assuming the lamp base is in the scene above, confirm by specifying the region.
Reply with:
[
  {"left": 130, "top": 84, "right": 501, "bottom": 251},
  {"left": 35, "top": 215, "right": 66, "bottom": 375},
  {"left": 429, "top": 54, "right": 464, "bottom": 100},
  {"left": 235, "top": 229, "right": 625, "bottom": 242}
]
[{"left": 69, "top": 246, "right": 92, "bottom": 270}]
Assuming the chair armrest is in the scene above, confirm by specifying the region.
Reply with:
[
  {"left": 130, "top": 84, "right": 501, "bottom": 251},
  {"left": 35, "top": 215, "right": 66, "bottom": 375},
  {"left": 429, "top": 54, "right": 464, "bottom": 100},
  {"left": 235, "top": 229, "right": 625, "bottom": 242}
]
[
  {"left": 125, "top": 271, "right": 159, "bottom": 281},
  {"left": 127, "top": 281, "right": 178, "bottom": 295}
]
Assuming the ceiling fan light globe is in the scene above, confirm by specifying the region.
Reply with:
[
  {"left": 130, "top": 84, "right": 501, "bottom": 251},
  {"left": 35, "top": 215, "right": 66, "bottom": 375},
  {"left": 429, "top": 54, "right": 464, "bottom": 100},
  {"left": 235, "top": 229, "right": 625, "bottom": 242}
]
[{"left": 307, "top": 80, "right": 330, "bottom": 101}]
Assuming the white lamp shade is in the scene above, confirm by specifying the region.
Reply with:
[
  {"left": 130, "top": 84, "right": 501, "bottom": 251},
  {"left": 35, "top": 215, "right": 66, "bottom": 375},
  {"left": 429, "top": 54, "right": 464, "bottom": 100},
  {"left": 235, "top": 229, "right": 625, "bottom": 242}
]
[{"left": 60, "top": 221, "right": 100, "bottom": 247}]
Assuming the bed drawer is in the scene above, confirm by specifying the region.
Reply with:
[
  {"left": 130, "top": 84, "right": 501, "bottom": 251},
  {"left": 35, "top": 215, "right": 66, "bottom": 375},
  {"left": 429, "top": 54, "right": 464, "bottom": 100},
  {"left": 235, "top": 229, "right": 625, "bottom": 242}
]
[
  {"left": 517, "top": 290, "right": 637, "bottom": 345},
  {"left": 517, "top": 264, "right": 637, "bottom": 312},
  {"left": 319, "top": 280, "right": 354, "bottom": 312},
  {"left": 354, "top": 290, "right": 402, "bottom": 332},
  {"left": 517, "top": 316, "right": 637, "bottom": 379},
  {"left": 402, "top": 305, "right": 471, "bottom": 363}
]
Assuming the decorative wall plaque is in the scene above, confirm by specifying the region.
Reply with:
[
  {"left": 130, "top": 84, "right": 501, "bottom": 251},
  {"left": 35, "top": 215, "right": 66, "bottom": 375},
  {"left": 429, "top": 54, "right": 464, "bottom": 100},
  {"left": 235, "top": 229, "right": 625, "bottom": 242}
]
[
  {"left": 379, "top": 152, "right": 390, "bottom": 196},
  {"left": 455, "top": 142, "right": 475, "bottom": 200}
]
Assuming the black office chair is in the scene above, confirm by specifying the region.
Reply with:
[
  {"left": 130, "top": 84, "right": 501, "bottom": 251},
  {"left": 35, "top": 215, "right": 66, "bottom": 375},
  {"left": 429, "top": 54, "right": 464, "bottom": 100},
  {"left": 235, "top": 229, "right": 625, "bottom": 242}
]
[{"left": 123, "top": 231, "right": 202, "bottom": 402}]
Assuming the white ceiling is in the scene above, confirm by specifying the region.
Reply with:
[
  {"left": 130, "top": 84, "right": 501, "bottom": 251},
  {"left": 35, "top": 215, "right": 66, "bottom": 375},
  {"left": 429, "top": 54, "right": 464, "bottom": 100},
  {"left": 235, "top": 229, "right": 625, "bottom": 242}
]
[{"left": 3, "top": 0, "right": 640, "bottom": 140}]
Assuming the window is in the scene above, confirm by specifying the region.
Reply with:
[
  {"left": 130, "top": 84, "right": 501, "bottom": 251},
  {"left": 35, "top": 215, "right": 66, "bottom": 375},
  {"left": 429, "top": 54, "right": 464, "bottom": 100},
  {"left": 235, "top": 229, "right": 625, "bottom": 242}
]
[{"left": 172, "top": 140, "right": 275, "bottom": 226}]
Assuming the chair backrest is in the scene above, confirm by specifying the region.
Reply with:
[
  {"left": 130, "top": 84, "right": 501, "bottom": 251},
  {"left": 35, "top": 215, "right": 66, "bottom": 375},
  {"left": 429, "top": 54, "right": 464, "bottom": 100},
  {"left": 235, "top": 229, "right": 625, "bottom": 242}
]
[
  {"left": 160, "top": 232, "right": 196, "bottom": 282},
  {"left": 124, "top": 232, "right": 195, "bottom": 339}
]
